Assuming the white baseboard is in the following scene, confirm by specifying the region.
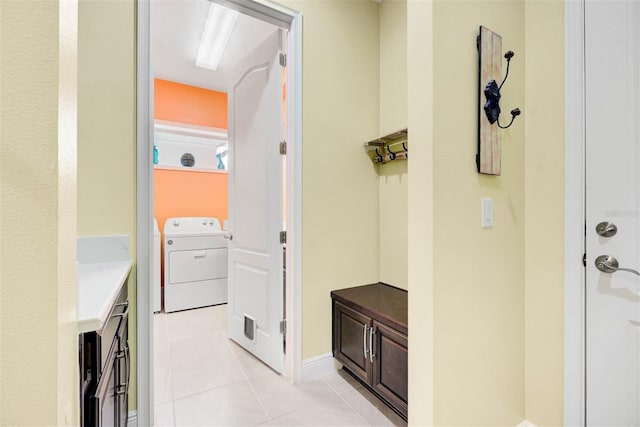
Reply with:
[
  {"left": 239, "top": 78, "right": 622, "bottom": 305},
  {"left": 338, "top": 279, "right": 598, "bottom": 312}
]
[
  {"left": 128, "top": 410, "right": 138, "bottom": 426},
  {"left": 301, "top": 352, "right": 340, "bottom": 382},
  {"left": 517, "top": 420, "right": 537, "bottom": 427}
]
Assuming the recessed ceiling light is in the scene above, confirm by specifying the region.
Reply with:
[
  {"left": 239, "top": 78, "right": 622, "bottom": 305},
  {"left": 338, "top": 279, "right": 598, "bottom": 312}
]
[{"left": 195, "top": 3, "right": 239, "bottom": 71}]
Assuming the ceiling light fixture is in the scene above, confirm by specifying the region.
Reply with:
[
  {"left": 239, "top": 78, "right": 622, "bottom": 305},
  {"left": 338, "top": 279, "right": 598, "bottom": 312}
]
[{"left": 195, "top": 3, "right": 239, "bottom": 71}]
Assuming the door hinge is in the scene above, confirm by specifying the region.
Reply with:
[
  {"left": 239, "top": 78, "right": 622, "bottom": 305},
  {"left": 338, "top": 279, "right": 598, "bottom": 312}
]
[
  {"left": 583, "top": 253, "right": 586, "bottom": 267},
  {"left": 280, "top": 231, "right": 287, "bottom": 244},
  {"left": 280, "top": 319, "right": 287, "bottom": 334},
  {"left": 279, "top": 141, "right": 287, "bottom": 155},
  {"left": 279, "top": 53, "right": 287, "bottom": 67}
]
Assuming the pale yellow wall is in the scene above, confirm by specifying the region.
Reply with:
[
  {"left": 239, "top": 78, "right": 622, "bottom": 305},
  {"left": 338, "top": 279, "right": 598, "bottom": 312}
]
[
  {"left": 379, "top": 160, "right": 408, "bottom": 290},
  {"left": 409, "top": 0, "right": 568, "bottom": 424},
  {"left": 0, "top": 0, "right": 78, "bottom": 424},
  {"left": 77, "top": 0, "right": 137, "bottom": 409},
  {"left": 407, "top": 0, "right": 527, "bottom": 424},
  {"left": 379, "top": 0, "right": 407, "bottom": 137},
  {"left": 279, "top": 0, "right": 381, "bottom": 359},
  {"left": 524, "top": 0, "right": 564, "bottom": 424},
  {"left": 407, "top": 0, "right": 435, "bottom": 423},
  {"left": 379, "top": 0, "right": 408, "bottom": 290},
  {"left": 432, "top": 1, "right": 525, "bottom": 424},
  {"left": 58, "top": 0, "right": 80, "bottom": 423}
]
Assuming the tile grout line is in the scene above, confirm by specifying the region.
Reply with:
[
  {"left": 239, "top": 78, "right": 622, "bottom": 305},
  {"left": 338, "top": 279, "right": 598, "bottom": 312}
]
[
  {"left": 162, "top": 314, "right": 178, "bottom": 427},
  {"left": 165, "top": 309, "right": 225, "bottom": 424},
  {"left": 152, "top": 313, "right": 176, "bottom": 426},
  {"left": 322, "top": 376, "right": 373, "bottom": 427},
  {"left": 219, "top": 304, "right": 303, "bottom": 424},
  {"left": 166, "top": 308, "right": 246, "bottom": 406},
  {"left": 225, "top": 329, "right": 273, "bottom": 423},
  {"left": 166, "top": 314, "right": 177, "bottom": 427},
  {"left": 163, "top": 313, "right": 179, "bottom": 426}
]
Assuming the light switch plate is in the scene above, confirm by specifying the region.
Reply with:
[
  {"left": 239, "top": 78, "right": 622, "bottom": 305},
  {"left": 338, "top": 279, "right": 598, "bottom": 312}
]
[{"left": 482, "top": 198, "right": 494, "bottom": 228}]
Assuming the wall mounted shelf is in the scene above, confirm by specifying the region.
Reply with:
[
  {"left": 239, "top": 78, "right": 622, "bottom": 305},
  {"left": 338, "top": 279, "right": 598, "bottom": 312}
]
[
  {"left": 154, "top": 120, "right": 228, "bottom": 172},
  {"left": 364, "top": 129, "right": 408, "bottom": 165}
]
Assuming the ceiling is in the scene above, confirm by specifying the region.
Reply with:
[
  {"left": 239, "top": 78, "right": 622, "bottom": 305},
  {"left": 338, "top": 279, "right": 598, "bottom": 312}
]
[{"left": 152, "top": 0, "right": 279, "bottom": 93}]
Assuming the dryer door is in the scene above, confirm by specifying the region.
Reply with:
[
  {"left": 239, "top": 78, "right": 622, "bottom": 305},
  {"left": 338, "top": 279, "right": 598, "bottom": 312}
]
[{"left": 168, "top": 248, "right": 227, "bottom": 284}]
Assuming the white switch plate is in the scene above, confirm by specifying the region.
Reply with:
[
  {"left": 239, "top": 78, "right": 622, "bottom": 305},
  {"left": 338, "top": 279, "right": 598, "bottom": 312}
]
[{"left": 481, "top": 198, "right": 493, "bottom": 228}]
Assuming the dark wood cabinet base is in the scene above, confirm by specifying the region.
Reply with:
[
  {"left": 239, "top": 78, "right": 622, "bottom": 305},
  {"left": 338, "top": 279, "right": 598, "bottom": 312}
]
[
  {"left": 331, "top": 283, "right": 408, "bottom": 420},
  {"left": 341, "top": 366, "right": 408, "bottom": 421}
]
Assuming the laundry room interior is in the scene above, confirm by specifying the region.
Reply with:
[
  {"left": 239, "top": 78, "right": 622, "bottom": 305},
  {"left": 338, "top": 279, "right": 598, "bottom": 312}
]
[
  {"left": 151, "top": 0, "right": 289, "bottom": 410},
  {"left": 153, "top": 78, "right": 229, "bottom": 237},
  {"left": 153, "top": 78, "right": 232, "bottom": 314},
  {"left": 153, "top": 78, "right": 231, "bottom": 313}
]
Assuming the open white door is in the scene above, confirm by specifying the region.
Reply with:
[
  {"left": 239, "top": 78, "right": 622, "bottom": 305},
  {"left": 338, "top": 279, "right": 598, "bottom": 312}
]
[
  {"left": 227, "top": 29, "right": 285, "bottom": 373},
  {"left": 585, "top": 0, "right": 640, "bottom": 423}
]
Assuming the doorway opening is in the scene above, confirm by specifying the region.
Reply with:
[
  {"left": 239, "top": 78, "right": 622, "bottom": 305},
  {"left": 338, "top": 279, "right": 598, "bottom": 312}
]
[
  {"left": 565, "top": 0, "right": 640, "bottom": 424},
  {"left": 136, "top": 1, "right": 302, "bottom": 425}
]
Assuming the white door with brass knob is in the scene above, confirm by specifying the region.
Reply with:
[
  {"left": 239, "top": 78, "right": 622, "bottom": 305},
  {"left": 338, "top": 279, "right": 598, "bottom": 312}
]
[{"left": 585, "top": 0, "right": 640, "bottom": 423}]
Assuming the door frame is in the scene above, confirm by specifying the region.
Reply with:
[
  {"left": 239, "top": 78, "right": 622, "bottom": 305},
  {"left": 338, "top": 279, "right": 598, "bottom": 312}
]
[
  {"left": 136, "top": 1, "right": 303, "bottom": 425},
  {"left": 564, "top": 0, "right": 586, "bottom": 424}
]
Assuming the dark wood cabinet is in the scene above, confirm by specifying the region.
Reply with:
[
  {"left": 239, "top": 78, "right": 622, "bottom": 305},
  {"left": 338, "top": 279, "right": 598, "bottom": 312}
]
[
  {"left": 371, "top": 320, "right": 408, "bottom": 415},
  {"left": 333, "top": 301, "right": 372, "bottom": 382},
  {"left": 331, "top": 283, "right": 408, "bottom": 420},
  {"left": 80, "top": 283, "right": 130, "bottom": 427}
]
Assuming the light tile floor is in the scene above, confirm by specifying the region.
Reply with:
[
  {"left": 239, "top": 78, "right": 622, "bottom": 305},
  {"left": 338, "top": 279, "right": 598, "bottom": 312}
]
[{"left": 154, "top": 304, "right": 406, "bottom": 427}]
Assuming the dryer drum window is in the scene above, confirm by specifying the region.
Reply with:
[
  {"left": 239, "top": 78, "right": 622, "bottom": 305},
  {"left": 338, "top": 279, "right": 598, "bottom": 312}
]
[{"left": 181, "top": 153, "right": 195, "bottom": 167}]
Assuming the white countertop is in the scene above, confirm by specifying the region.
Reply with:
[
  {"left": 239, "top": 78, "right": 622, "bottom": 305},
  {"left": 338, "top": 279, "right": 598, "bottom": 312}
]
[{"left": 77, "top": 261, "right": 132, "bottom": 333}]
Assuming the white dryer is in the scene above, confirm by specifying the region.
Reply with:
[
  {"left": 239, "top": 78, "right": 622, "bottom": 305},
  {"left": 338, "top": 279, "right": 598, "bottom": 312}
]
[{"left": 163, "top": 217, "right": 228, "bottom": 312}]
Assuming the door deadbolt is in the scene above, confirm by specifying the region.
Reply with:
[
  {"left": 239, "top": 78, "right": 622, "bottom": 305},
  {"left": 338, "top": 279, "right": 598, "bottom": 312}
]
[{"left": 595, "top": 221, "right": 617, "bottom": 238}]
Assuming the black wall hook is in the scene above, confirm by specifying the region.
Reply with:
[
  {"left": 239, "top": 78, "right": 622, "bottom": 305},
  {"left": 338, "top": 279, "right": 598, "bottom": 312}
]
[
  {"left": 375, "top": 147, "right": 384, "bottom": 163},
  {"left": 483, "top": 50, "right": 521, "bottom": 129},
  {"left": 387, "top": 144, "right": 397, "bottom": 160}
]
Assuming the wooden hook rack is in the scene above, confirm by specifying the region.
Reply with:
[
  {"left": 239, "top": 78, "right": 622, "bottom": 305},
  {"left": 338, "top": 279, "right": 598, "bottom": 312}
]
[{"left": 364, "top": 129, "right": 408, "bottom": 165}]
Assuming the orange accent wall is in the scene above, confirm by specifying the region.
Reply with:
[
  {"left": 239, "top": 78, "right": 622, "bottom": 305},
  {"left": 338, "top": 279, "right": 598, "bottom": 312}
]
[
  {"left": 154, "top": 78, "right": 227, "bottom": 128},
  {"left": 154, "top": 169, "right": 228, "bottom": 232},
  {"left": 153, "top": 78, "right": 228, "bottom": 232}
]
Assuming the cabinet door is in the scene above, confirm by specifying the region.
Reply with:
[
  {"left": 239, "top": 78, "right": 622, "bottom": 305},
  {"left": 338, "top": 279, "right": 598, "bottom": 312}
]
[
  {"left": 116, "top": 319, "right": 129, "bottom": 427},
  {"left": 333, "top": 301, "right": 372, "bottom": 383},
  {"left": 371, "top": 320, "right": 408, "bottom": 418},
  {"left": 88, "top": 352, "right": 117, "bottom": 427}
]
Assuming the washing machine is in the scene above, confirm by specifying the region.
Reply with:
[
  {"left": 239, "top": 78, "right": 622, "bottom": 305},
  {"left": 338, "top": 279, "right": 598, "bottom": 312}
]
[
  {"left": 163, "top": 217, "right": 228, "bottom": 312},
  {"left": 153, "top": 218, "right": 161, "bottom": 312}
]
